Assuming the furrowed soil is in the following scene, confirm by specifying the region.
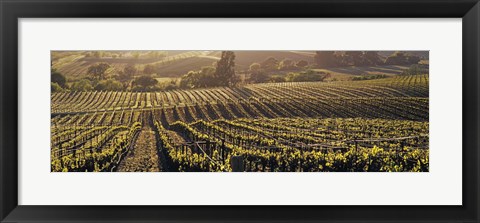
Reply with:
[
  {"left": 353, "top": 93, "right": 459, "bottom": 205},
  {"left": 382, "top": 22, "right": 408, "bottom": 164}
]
[{"left": 116, "top": 125, "right": 161, "bottom": 172}]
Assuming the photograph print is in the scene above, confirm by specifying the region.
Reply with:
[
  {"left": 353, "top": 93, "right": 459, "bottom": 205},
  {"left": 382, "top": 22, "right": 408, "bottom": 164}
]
[{"left": 50, "top": 50, "right": 429, "bottom": 172}]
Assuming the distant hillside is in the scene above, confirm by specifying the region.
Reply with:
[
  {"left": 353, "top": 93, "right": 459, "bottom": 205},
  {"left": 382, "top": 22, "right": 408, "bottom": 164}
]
[
  {"left": 51, "top": 51, "right": 212, "bottom": 80},
  {"left": 378, "top": 51, "right": 429, "bottom": 59},
  {"left": 155, "top": 56, "right": 218, "bottom": 76},
  {"left": 52, "top": 50, "right": 428, "bottom": 81},
  {"left": 209, "top": 51, "right": 315, "bottom": 70}
]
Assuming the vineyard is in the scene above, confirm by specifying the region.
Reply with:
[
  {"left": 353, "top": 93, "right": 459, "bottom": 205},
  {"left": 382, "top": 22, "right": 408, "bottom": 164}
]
[{"left": 51, "top": 74, "right": 429, "bottom": 172}]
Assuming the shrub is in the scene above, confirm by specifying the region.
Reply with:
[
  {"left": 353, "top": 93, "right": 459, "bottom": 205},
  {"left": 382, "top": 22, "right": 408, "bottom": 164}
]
[
  {"left": 71, "top": 79, "right": 94, "bottom": 91},
  {"left": 286, "top": 70, "right": 330, "bottom": 82},
  {"left": 51, "top": 70, "right": 67, "bottom": 88},
  {"left": 132, "top": 75, "right": 159, "bottom": 91},
  {"left": 248, "top": 72, "right": 269, "bottom": 83},
  {"left": 352, "top": 74, "right": 388, "bottom": 81},
  {"left": 51, "top": 82, "right": 63, "bottom": 92},
  {"left": 269, "top": 75, "right": 286, "bottom": 83},
  {"left": 94, "top": 79, "right": 123, "bottom": 91}
]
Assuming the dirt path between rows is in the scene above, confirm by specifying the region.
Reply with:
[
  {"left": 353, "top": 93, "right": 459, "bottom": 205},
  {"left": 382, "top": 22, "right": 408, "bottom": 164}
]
[{"left": 116, "top": 125, "right": 161, "bottom": 172}]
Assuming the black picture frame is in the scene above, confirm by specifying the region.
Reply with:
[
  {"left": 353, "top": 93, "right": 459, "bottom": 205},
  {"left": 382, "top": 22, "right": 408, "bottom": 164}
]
[{"left": 1, "top": 0, "right": 479, "bottom": 222}]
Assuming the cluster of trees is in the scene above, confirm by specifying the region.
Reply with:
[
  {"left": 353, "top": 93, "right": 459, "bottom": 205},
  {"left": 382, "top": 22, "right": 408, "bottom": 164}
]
[
  {"left": 87, "top": 62, "right": 111, "bottom": 79},
  {"left": 87, "top": 62, "right": 138, "bottom": 82},
  {"left": 250, "top": 57, "right": 308, "bottom": 72},
  {"left": 285, "top": 70, "right": 331, "bottom": 82},
  {"left": 143, "top": 64, "right": 156, "bottom": 75},
  {"left": 131, "top": 75, "right": 159, "bottom": 91},
  {"left": 384, "top": 52, "right": 421, "bottom": 65},
  {"left": 248, "top": 70, "right": 331, "bottom": 84},
  {"left": 314, "top": 51, "right": 420, "bottom": 68},
  {"left": 245, "top": 51, "right": 423, "bottom": 84},
  {"left": 179, "top": 51, "right": 238, "bottom": 89},
  {"left": 52, "top": 60, "right": 160, "bottom": 92},
  {"left": 314, "top": 51, "right": 382, "bottom": 68},
  {"left": 51, "top": 69, "right": 67, "bottom": 92},
  {"left": 180, "top": 66, "right": 216, "bottom": 88},
  {"left": 85, "top": 62, "right": 159, "bottom": 91},
  {"left": 352, "top": 74, "right": 387, "bottom": 81},
  {"left": 246, "top": 51, "right": 422, "bottom": 84},
  {"left": 247, "top": 57, "right": 309, "bottom": 83},
  {"left": 400, "top": 64, "right": 429, "bottom": 76}
]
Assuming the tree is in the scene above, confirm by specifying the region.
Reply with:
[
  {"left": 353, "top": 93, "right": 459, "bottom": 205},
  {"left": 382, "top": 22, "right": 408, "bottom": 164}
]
[
  {"left": 295, "top": 60, "right": 309, "bottom": 68},
  {"left": 51, "top": 70, "right": 66, "bottom": 88},
  {"left": 159, "top": 79, "right": 179, "bottom": 91},
  {"left": 179, "top": 71, "right": 195, "bottom": 89},
  {"left": 286, "top": 70, "right": 330, "bottom": 82},
  {"left": 197, "top": 66, "right": 217, "bottom": 88},
  {"left": 94, "top": 79, "right": 123, "bottom": 91},
  {"left": 286, "top": 72, "right": 297, "bottom": 82},
  {"left": 269, "top": 75, "right": 286, "bottom": 83},
  {"left": 180, "top": 66, "right": 217, "bottom": 88},
  {"left": 261, "top": 57, "right": 278, "bottom": 70},
  {"left": 51, "top": 82, "right": 63, "bottom": 93},
  {"left": 248, "top": 71, "right": 269, "bottom": 83},
  {"left": 71, "top": 79, "right": 94, "bottom": 91},
  {"left": 113, "top": 64, "right": 136, "bottom": 88},
  {"left": 87, "top": 63, "right": 110, "bottom": 80},
  {"left": 278, "top": 59, "right": 295, "bottom": 70},
  {"left": 314, "top": 51, "right": 337, "bottom": 68},
  {"left": 143, "top": 64, "right": 156, "bottom": 75},
  {"left": 123, "top": 64, "right": 137, "bottom": 78},
  {"left": 384, "top": 51, "right": 420, "bottom": 65},
  {"left": 214, "top": 51, "right": 236, "bottom": 87},
  {"left": 132, "top": 75, "right": 158, "bottom": 91},
  {"left": 248, "top": 61, "right": 271, "bottom": 83}
]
